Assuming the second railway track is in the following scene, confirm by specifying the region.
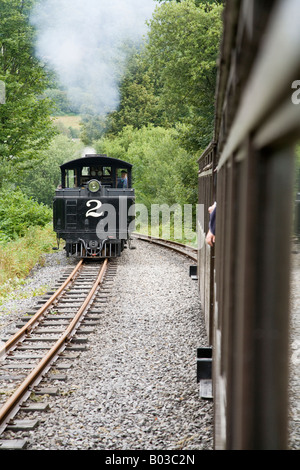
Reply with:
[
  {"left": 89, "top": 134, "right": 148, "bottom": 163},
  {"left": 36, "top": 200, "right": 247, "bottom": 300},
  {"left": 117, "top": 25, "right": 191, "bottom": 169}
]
[
  {"left": 0, "top": 258, "right": 115, "bottom": 447},
  {"left": 131, "top": 233, "right": 197, "bottom": 262}
]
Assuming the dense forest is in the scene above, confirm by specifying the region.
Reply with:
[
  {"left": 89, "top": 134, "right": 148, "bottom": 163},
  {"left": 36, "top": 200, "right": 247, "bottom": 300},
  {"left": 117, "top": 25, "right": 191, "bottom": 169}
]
[
  {"left": 0, "top": 0, "right": 224, "bottom": 293},
  {"left": 0, "top": 0, "right": 223, "bottom": 220}
]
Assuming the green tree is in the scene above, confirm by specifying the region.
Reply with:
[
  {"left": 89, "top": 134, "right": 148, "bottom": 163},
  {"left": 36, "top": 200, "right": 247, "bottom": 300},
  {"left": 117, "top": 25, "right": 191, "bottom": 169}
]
[
  {"left": 105, "top": 1, "right": 223, "bottom": 152},
  {"left": 0, "top": 0, "right": 56, "bottom": 186},
  {"left": 107, "top": 48, "right": 164, "bottom": 136},
  {"left": 80, "top": 112, "right": 108, "bottom": 146},
  {"left": 146, "top": 0, "right": 223, "bottom": 152},
  {"left": 44, "top": 88, "right": 76, "bottom": 116},
  {"left": 15, "top": 134, "right": 84, "bottom": 206},
  {"left": 95, "top": 125, "right": 197, "bottom": 208}
]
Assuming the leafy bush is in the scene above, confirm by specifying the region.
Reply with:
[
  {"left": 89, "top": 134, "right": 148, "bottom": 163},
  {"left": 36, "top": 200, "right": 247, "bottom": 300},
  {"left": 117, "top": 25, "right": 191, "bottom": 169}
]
[{"left": 0, "top": 189, "right": 52, "bottom": 240}]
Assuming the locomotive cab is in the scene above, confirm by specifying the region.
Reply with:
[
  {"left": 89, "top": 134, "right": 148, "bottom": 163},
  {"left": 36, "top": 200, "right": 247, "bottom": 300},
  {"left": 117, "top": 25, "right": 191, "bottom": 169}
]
[{"left": 53, "top": 154, "right": 135, "bottom": 258}]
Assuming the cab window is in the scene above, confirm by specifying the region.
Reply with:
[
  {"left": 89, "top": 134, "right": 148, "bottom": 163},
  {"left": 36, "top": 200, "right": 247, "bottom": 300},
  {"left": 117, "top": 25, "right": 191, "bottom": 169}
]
[
  {"left": 82, "top": 167, "right": 90, "bottom": 177},
  {"left": 65, "top": 169, "right": 77, "bottom": 188}
]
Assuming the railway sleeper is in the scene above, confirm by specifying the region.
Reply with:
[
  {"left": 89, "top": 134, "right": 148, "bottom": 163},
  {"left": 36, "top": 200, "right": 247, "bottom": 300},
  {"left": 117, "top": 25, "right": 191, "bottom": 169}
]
[{"left": 0, "top": 439, "right": 28, "bottom": 450}]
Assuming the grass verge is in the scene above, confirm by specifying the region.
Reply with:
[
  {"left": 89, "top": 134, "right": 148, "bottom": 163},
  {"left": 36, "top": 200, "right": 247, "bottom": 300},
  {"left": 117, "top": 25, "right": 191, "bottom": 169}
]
[{"left": 0, "top": 224, "right": 57, "bottom": 304}]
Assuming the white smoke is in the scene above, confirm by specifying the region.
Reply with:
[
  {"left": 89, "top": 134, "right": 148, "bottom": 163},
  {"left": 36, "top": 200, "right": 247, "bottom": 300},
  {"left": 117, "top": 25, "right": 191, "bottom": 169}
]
[{"left": 31, "top": 0, "right": 156, "bottom": 115}]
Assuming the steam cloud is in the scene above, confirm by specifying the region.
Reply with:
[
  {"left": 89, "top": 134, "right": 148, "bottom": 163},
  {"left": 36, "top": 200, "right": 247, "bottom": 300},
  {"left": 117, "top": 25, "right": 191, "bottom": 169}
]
[{"left": 31, "top": 0, "right": 156, "bottom": 115}]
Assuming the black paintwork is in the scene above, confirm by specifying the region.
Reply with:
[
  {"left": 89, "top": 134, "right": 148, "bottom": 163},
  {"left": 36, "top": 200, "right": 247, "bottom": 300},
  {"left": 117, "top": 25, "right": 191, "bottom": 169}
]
[{"left": 53, "top": 154, "right": 135, "bottom": 258}]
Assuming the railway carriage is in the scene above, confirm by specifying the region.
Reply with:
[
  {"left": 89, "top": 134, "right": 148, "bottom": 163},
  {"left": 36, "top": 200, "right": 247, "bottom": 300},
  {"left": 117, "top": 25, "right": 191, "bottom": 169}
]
[
  {"left": 53, "top": 154, "right": 135, "bottom": 258},
  {"left": 197, "top": 0, "right": 300, "bottom": 450}
]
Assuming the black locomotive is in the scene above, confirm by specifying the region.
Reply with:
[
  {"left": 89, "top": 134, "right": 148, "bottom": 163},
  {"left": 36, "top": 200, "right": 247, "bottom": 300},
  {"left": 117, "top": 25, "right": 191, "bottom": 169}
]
[{"left": 53, "top": 154, "right": 135, "bottom": 258}]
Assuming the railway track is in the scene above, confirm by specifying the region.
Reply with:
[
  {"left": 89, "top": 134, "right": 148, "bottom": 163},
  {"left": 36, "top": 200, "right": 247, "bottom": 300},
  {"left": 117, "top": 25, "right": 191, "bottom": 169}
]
[
  {"left": 0, "top": 236, "right": 197, "bottom": 449},
  {"left": 132, "top": 233, "right": 197, "bottom": 262},
  {"left": 0, "top": 258, "right": 113, "bottom": 449}
]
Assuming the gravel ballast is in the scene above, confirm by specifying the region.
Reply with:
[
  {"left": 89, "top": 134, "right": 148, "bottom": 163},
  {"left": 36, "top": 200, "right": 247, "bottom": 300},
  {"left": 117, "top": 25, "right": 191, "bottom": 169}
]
[
  {"left": 0, "top": 239, "right": 299, "bottom": 450},
  {"left": 0, "top": 240, "right": 213, "bottom": 450}
]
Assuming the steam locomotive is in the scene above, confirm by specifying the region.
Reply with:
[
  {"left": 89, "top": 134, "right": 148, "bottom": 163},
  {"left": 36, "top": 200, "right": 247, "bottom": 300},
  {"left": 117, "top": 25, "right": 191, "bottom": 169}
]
[{"left": 53, "top": 154, "right": 135, "bottom": 258}]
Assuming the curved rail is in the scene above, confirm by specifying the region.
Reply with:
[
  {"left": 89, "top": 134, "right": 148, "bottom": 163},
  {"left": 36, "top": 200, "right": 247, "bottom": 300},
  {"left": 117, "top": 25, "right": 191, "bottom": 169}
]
[
  {"left": 0, "top": 259, "right": 108, "bottom": 434},
  {"left": 132, "top": 233, "right": 197, "bottom": 261}
]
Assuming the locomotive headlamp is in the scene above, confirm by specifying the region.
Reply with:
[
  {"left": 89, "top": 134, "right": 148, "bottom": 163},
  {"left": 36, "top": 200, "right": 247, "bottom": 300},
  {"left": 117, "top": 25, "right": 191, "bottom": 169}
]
[{"left": 88, "top": 179, "right": 101, "bottom": 193}]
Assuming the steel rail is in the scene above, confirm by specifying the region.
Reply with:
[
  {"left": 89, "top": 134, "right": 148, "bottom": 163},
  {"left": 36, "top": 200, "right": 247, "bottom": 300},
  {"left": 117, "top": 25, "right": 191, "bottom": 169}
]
[
  {"left": 0, "top": 259, "right": 108, "bottom": 433},
  {"left": 132, "top": 233, "right": 197, "bottom": 261},
  {"left": 0, "top": 260, "right": 84, "bottom": 360}
]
